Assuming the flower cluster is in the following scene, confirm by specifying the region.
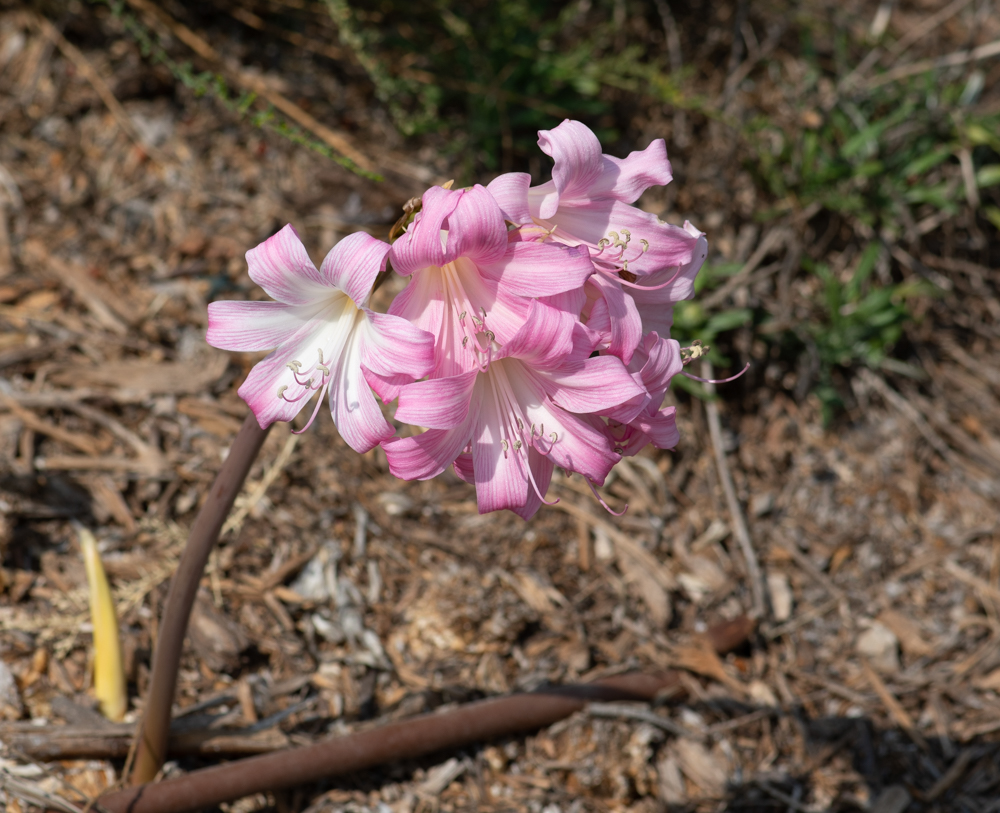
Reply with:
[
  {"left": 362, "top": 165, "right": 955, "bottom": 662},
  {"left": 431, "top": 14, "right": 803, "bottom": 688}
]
[{"left": 208, "top": 120, "right": 707, "bottom": 518}]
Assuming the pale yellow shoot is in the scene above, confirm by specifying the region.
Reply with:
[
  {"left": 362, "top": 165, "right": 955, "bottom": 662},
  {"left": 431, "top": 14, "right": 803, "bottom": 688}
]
[{"left": 78, "top": 524, "right": 127, "bottom": 721}]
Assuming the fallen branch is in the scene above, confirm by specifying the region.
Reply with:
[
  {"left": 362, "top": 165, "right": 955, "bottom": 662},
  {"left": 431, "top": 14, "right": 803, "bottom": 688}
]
[
  {"left": 94, "top": 616, "right": 752, "bottom": 813},
  {"left": 0, "top": 721, "right": 288, "bottom": 761}
]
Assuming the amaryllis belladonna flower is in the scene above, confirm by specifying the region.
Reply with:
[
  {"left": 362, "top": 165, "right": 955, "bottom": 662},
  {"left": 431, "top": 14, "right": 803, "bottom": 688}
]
[
  {"left": 488, "top": 119, "right": 704, "bottom": 361},
  {"left": 207, "top": 226, "right": 433, "bottom": 453},
  {"left": 385, "top": 184, "right": 595, "bottom": 380},
  {"left": 383, "top": 303, "right": 646, "bottom": 518}
]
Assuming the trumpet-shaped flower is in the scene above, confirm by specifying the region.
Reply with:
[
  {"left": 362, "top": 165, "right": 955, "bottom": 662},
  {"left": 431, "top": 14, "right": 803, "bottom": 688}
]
[
  {"left": 385, "top": 184, "right": 596, "bottom": 380},
  {"left": 487, "top": 119, "right": 699, "bottom": 277},
  {"left": 207, "top": 226, "right": 433, "bottom": 453},
  {"left": 382, "top": 303, "right": 646, "bottom": 518},
  {"left": 487, "top": 119, "right": 703, "bottom": 361}
]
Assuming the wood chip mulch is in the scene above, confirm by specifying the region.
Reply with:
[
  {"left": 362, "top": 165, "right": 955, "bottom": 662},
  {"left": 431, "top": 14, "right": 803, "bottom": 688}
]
[{"left": 2, "top": 2, "right": 1000, "bottom": 811}]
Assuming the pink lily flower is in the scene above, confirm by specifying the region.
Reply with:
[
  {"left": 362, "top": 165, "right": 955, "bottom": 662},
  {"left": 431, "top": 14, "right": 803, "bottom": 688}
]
[
  {"left": 207, "top": 225, "right": 434, "bottom": 453},
  {"left": 381, "top": 303, "right": 646, "bottom": 519},
  {"left": 385, "top": 184, "right": 596, "bottom": 381},
  {"left": 487, "top": 119, "right": 703, "bottom": 361}
]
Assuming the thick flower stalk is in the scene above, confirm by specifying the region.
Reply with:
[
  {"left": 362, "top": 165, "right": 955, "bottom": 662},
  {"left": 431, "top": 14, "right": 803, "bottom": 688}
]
[{"left": 207, "top": 226, "right": 433, "bottom": 453}]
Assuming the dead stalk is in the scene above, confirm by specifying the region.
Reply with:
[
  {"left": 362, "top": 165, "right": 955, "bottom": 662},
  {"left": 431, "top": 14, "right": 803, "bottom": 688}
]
[{"left": 129, "top": 414, "right": 270, "bottom": 785}]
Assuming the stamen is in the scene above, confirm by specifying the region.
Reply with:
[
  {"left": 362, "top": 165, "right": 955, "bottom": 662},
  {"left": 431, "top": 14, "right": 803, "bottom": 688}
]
[
  {"left": 292, "top": 380, "right": 331, "bottom": 434},
  {"left": 682, "top": 362, "right": 751, "bottom": 384},
  {"left": 522, "top": 451, "right": 559, "bottom": 506},
  {"left": 587, "top": 478, "right": 628, "bottom": 516},
  {"left": 279, "top": 387, "right": 312, "bottom": 403}
]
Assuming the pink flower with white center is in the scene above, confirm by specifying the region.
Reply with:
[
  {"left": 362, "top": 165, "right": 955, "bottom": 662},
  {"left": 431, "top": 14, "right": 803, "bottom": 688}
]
[
  {"left": 381, "top": 303, "right": 647, "bottom": 519},
  {"left": 384, "top": 184, "right": 596, "bottom": 382},
  {"left": 207, "top": 225, "right": 434, "bottom": 453},
  {"left": 487, "top": 119, "right": 703, "bottom": 362}
]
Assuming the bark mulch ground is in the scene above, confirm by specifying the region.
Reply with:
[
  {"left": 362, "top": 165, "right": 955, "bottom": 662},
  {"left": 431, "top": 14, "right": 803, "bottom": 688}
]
[{"left": 2, "top": 2, "right": 1000, "bottom": 811}]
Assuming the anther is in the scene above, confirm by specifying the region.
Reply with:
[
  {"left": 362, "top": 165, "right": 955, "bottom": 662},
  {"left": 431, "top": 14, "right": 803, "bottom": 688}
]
[
  {"left": 287, "top": 360, "right": 302, "bottom": 372},
  {"left": 514, "top": 440, "right": 522, "bottom": 451},
  {"left": 459, "top": 310, "right": 467, "bottom": 320},
  {"left": 501, "top": 439, "right": 509, "bottom": 452},
  {"left": 277, "top": 385, "right": 287, "bottom": 398},
  {"left": 462, "top": 337, "right": 469, "bottom": 347},
  {"left": 549, "top": 432, "right": 557, "bottom": 442},
  {"left": 640, "top": 239, "right": 649, "bottom": 252}
]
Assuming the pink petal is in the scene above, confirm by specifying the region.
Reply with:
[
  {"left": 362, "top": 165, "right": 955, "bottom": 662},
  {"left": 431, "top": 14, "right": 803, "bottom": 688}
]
[
  {"left": 360, "top": 310, "right": 435, "bottom": 381},
  {"left": 394, "top": 370, "right": 478, "bottom": 429},
  {"left": 207, "top": 300, "right": 304, "bottom": 352},
  {"left": 517, "top": 395, "right": 619, "bottom": 485},
  {"left": 631, "top": 224, "right": 708, "bottom": 334},
  {"left": 235, "top": 304, "right": 357, "bottom": 429},
  {"left": 470, "top": 396, "right": 531, "bottom": 515},
  {"left": 245, "top": 224, "right": 327, "bottom": 305},
  {"left": 389, "top": 185, "right": 507, "bottom": 275},
  {"left": 328, "top": 347, "right": 395, "bottom": 454},
  {"left": 453, "top": 452, "right": 475, "bottom": 484},
  {"left": 479, "top": 240, "right": 594, "bottom": 298},
  {"left": 498, "top": 303, "right": 587, "bottom": 371},
  {"left": 541, "top": 354, "right": 648, "bottom": 421},
  {"left": 390, "top": 254, "right": 534, "bottom": 379},
  {"left": 510, "top": 450, "right": 555, "bottom": 520},
  {"left": 633, "top": 333, "right": 684, "bottom": 402},
  {"left": 633, "top": 406, "right": 680, "bottom": 450},
  {"left": 383, "top": 404, "right": 477, "bottom": 481},
  {"left": 319, "top": 232, "right": 389, "bottom": 307},
  {"left": 550, "top": 200, "right": 698, "bottom": 275},
  {"left": 584, "top": 275, "right": 642, "bottom": 363},
  {"left": 444, "top": 186, "right": 508, "bottom": 265},
  {"left": 486, "top": 172, "right": 533, "bottom": 224},
  {"left": 536, "top": 120, "right": 605, "bottom": 218},
  {"left": 590, "top": 138, "right": 673, "bottom": 203}
]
